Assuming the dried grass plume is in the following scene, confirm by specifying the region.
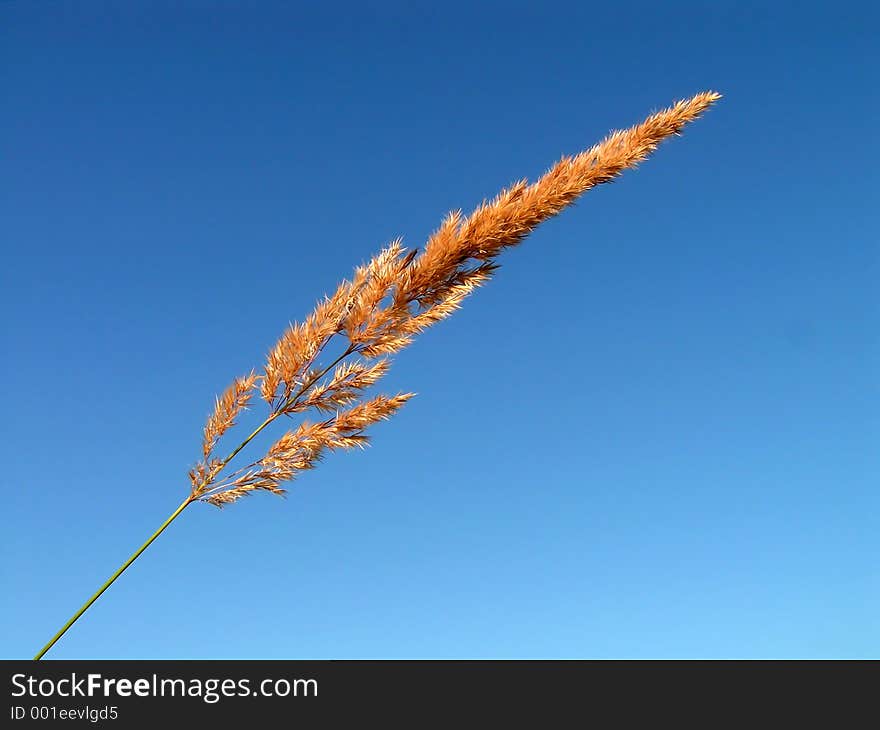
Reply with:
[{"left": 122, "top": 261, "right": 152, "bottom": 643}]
[{"left": 188, "top": 91, "right": 721, "bottom": 508}]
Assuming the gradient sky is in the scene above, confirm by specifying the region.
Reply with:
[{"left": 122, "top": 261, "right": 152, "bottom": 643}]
[{"left": 2, "top": 2, "right": 877, "bottom": 659}]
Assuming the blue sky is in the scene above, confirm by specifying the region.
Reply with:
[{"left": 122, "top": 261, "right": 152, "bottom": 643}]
[{"left": 2, "top": 1, "right": 876, "bottom": 659}]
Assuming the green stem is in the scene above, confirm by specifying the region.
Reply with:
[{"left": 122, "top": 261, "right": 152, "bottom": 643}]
[
  {"left": 35, "top": 342, "right": 360, "bottom": 658},
  {"left": 33, "top": 496, "right": 193, "bottom": 660}
]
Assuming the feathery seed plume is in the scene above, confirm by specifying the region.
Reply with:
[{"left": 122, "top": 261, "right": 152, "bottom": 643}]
[{"left": 187, "top": 91, "right": 720, "bottom": 507}]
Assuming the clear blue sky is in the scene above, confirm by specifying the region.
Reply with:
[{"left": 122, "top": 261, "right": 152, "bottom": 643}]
[{"left": 2, "top": 2, "right": 876, "bottom": 659}]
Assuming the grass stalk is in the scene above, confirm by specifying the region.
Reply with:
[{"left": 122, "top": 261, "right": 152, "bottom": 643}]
[
  {"left": 34, "top": 496, "right": 193, "bottom": 660},
  {"left": 33, "top": 91, "right": 720, "bottom": 658}
]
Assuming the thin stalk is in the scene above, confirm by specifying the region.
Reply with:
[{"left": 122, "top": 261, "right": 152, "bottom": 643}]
[
  {"left": 34, "top": 496, "right": 193, "bottom": 660},
  {"left": 219, "top": 412, "right": 278, "bottom": 468},
  {"left": 35, "top": 343, "right": 359, "bottom": 659}
]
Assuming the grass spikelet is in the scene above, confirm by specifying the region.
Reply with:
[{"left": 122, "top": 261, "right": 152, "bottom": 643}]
[{"left": 201, "top": 372, "right": 258, "bottom": 459}]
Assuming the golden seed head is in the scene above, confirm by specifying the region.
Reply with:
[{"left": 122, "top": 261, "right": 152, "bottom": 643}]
[{"left": 192, "top": 92, "right": 720, "bottom": 507}]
